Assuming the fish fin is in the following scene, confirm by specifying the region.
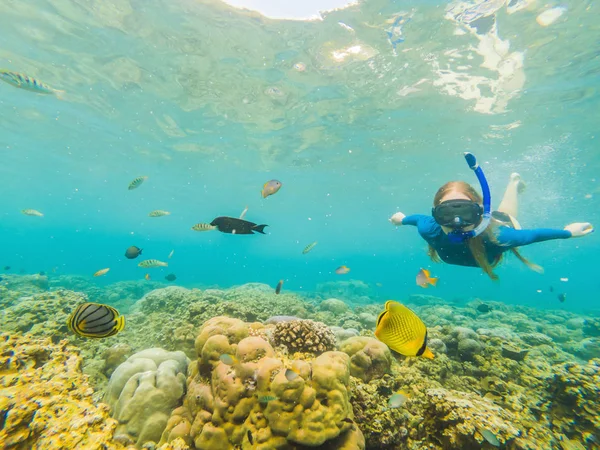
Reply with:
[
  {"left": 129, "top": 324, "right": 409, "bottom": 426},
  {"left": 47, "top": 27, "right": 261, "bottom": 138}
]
[
  {"left": 422, "top": 268, "right": 430, "bottom": 276},
  {"left": 384, "top": 300, "right": 397, "bottom": 311},
  {"left": 53, "top": 89, "right": 66, "bottom": 101},
  {"left": 252, "top": 224, "right": 268, "bottom": 234},
  {"left": 429, "top": 277, "right": 438, "bottom": 286},
  {"left": 115, "top": 315, "right": 126, "bottom": 332},
  {"left": 422, "top": 347, "right": 435, "bottom": 359},
  {"left": 375, "top": 309, "right": 388, "bottom": 330}
]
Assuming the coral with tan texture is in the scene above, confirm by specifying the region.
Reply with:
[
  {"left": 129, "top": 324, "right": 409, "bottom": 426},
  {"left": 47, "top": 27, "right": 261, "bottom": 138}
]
[
  {"left": 0, "top": 333, "right": 120, "bottom": 450},
  {"left": 271, "top": 319, "right": 336, "bottom": 355},
  {"left": 339, "top": 336, "right": 392, "bottom": 382},
  {"left": 160, "top": 316, "right": 364, "bottom": 449}
]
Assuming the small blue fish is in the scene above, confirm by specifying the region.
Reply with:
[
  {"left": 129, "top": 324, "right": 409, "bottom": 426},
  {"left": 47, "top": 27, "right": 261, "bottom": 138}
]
[
  {"left": 477, "top": 428, "right": 500, "bottom": 447},
  {"left": 220, "top": 354, "right": 238, "bottom": 365},
  {"left": 386, "top": 16, "right": 409, "bottom": 51},
  {"left": 284, "top": 369, "right": 299, "bottom": 381},
  {"left": 0, "top": 70, "right": 62, "bottom": 96},
  {"left": 388, "top": 391, "right": 409, "bottom": 408}
]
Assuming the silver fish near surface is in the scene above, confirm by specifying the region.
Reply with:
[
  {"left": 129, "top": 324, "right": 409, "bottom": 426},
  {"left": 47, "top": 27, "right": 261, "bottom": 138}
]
[
  {"left": 21, "top": 209, "right": 44, "bottom": 217},
  {"left": 138, "top": 259, "right": 168, "bottom": 268},
  {"left": 192, "top": 223, "right": 216, "bottom": 232},
  {"left": 302, "top": 241, "right": 317, "bottom": 254},
  {"left": 148, "top": 210, "right": 170, "bottom": 217},
  {"left": 0, "top": 70, "right": 63, "bottom": 96},
  {"left": 128, "top": 176, "right": 148, "bottom": 190}
]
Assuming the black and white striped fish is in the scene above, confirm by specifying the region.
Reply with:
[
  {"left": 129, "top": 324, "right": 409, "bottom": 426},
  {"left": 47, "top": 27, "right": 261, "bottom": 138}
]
[
  {"left": 67, "top": 302, "right": 125, "bottom": 338},
  {"left": 0, "top": 70, "right": 62, "bottom": 96}
]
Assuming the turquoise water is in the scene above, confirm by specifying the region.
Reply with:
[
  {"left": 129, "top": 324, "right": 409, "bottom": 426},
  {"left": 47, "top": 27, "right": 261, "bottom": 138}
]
[{"left": 1, "top": 0, "right": 599, "bottom": 311}]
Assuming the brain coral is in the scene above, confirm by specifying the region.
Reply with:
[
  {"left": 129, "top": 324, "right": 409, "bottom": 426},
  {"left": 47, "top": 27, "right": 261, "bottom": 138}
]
[
  {"left": 159, "top": 316, "right": 364, "bottom": 449},
  {"left": 271, "top": 319, "right": 336, "bottom": 354},
  {"left": 105, "top": 348, "right": 190, "bottom": 448}
]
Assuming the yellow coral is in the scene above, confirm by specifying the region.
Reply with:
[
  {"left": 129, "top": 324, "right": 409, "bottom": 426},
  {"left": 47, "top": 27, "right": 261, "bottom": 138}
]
[
  {"left": 160, "top": 317, "right": 364, "bottom": 450},
  {"left": 0, "top": 333, "right": 124, "bottom": 450}
]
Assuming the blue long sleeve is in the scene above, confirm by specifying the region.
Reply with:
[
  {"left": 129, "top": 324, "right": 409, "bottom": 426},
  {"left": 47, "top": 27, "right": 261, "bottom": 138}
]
[
  {"left": 401, "top": 214, "right": 429, "bottom": 226},
  {"left": 496, "top": 227, "right": 571, "bottom": 248},
  {"left": 401, "top": 215, "right": 442, "bottom": 240}
]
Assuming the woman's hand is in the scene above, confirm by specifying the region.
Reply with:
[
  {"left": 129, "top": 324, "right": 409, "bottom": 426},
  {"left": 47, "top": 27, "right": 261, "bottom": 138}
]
[
  {"left": 564, "top": 222, "right": 594, "bottom": 237},
  {"left": 389, "top": 212, "right": 405, "bottom": 226}
]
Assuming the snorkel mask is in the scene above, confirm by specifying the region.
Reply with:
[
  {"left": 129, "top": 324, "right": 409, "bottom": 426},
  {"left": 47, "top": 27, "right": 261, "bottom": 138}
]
[
  {"left": 432, "top": 153, "right": 491, "bottom": 243},
  {"left": 432, "top": 199, "right": 483, "bottom": 229}
]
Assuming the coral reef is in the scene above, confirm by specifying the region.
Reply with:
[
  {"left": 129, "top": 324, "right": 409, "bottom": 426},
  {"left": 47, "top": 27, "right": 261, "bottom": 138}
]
[
  {"left": 271, "top": 319, "right": 336, "bottom": 354},
  {"left": 315, "top": 279, "right": 372, "bottom": 303},
  {"left": 320, "top": 298, "right": 350, "bottom": 314},
  {"left": 0, "top": 289, "right": 87, "bottom": 337},
  {"left": 1, "top": 275, "right": 599, "bottom": 450},
  {"left": 105, "top": 348, "right": 190, "bottom": 448},
  {"left": 0, "top": 333, "right": 120, "bottom": 449},
  {"left": 160, "top": 316, "right": 365, "bottom": 449},
  {"left": 0, "top": 273, "right": 49, "bottom": 294},
  {"left": 339, "top": 336, "right": 392, "bottom": 382}
]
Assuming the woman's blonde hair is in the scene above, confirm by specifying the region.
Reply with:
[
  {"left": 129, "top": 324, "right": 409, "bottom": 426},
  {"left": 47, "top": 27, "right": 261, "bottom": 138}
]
[{"left": 428, "top": 181, "right": 541, "bottom": 280}]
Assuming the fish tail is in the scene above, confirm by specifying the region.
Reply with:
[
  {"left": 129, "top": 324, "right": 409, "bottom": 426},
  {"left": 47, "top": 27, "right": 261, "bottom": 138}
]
[
  {"left": 429, "top": 277, "right": 438, "bottom": 286},
  {"left": 422, "top": 347, "right": 435, "bottom": 359},
  {"left": 252, "top": 224, "right": 268, "bottom": 234},
  {"left": 53, "top": 89, "right": 66, "bottom": 100}
]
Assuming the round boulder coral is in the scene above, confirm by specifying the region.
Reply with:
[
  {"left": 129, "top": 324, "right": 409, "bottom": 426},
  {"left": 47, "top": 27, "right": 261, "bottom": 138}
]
[
  {"left": 339, "top": 336, "right": 392, "bottom": 382},
  {"left": 271, "top": 319, "right": 336, "bottom": 354},
  {"left": 320, "top": 298, "right": 349, "bottom": 314}
]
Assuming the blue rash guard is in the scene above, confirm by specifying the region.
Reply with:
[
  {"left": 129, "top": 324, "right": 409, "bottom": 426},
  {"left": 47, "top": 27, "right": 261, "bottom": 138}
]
[{"left": 402, "top": 214, "right": 571, "bottom": 267}]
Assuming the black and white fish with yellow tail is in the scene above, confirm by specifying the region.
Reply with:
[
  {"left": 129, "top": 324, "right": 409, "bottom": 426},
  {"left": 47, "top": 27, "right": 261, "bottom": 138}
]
[{"left": 210, "top": 216, "right": 268, "bottom": 235}]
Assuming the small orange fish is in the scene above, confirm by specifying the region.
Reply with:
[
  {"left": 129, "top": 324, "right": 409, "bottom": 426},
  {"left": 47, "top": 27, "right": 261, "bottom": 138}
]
[
  {"left": 335, "top": 265, "right": 350, "bottom": 275},
  {"left": 261, "top": 180, "right": 282, "bottom": 198},
  {"left": 144, "top": 273, "right": 151, "bottom": 281},
  {"left": 416, "top": 268, "right": 438, "bottom": 288},
  {"left": 93, "top": 268, "right": 110, "bottom": 277}
]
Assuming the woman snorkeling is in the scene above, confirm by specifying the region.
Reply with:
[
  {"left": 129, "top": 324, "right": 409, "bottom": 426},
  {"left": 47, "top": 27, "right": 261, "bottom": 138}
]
[{"left": 390, "top": 153, "right": 594, "bottom": 280}]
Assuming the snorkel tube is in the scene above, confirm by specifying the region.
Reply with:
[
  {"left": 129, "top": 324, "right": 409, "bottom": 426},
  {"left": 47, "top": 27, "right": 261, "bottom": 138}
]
[{"left": 447, "top": 152, "right": 491, "bottom": 243}]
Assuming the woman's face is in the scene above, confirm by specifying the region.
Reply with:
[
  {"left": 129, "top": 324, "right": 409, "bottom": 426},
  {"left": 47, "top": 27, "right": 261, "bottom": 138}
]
[{"left": 438, "top": 190, "right": 476, "bottom": 234}]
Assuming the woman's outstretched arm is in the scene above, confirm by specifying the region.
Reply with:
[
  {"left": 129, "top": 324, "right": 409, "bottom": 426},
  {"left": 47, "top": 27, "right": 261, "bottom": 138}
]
[{"left": 497, "top": 222, "right": 593, "bottom": 247}]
